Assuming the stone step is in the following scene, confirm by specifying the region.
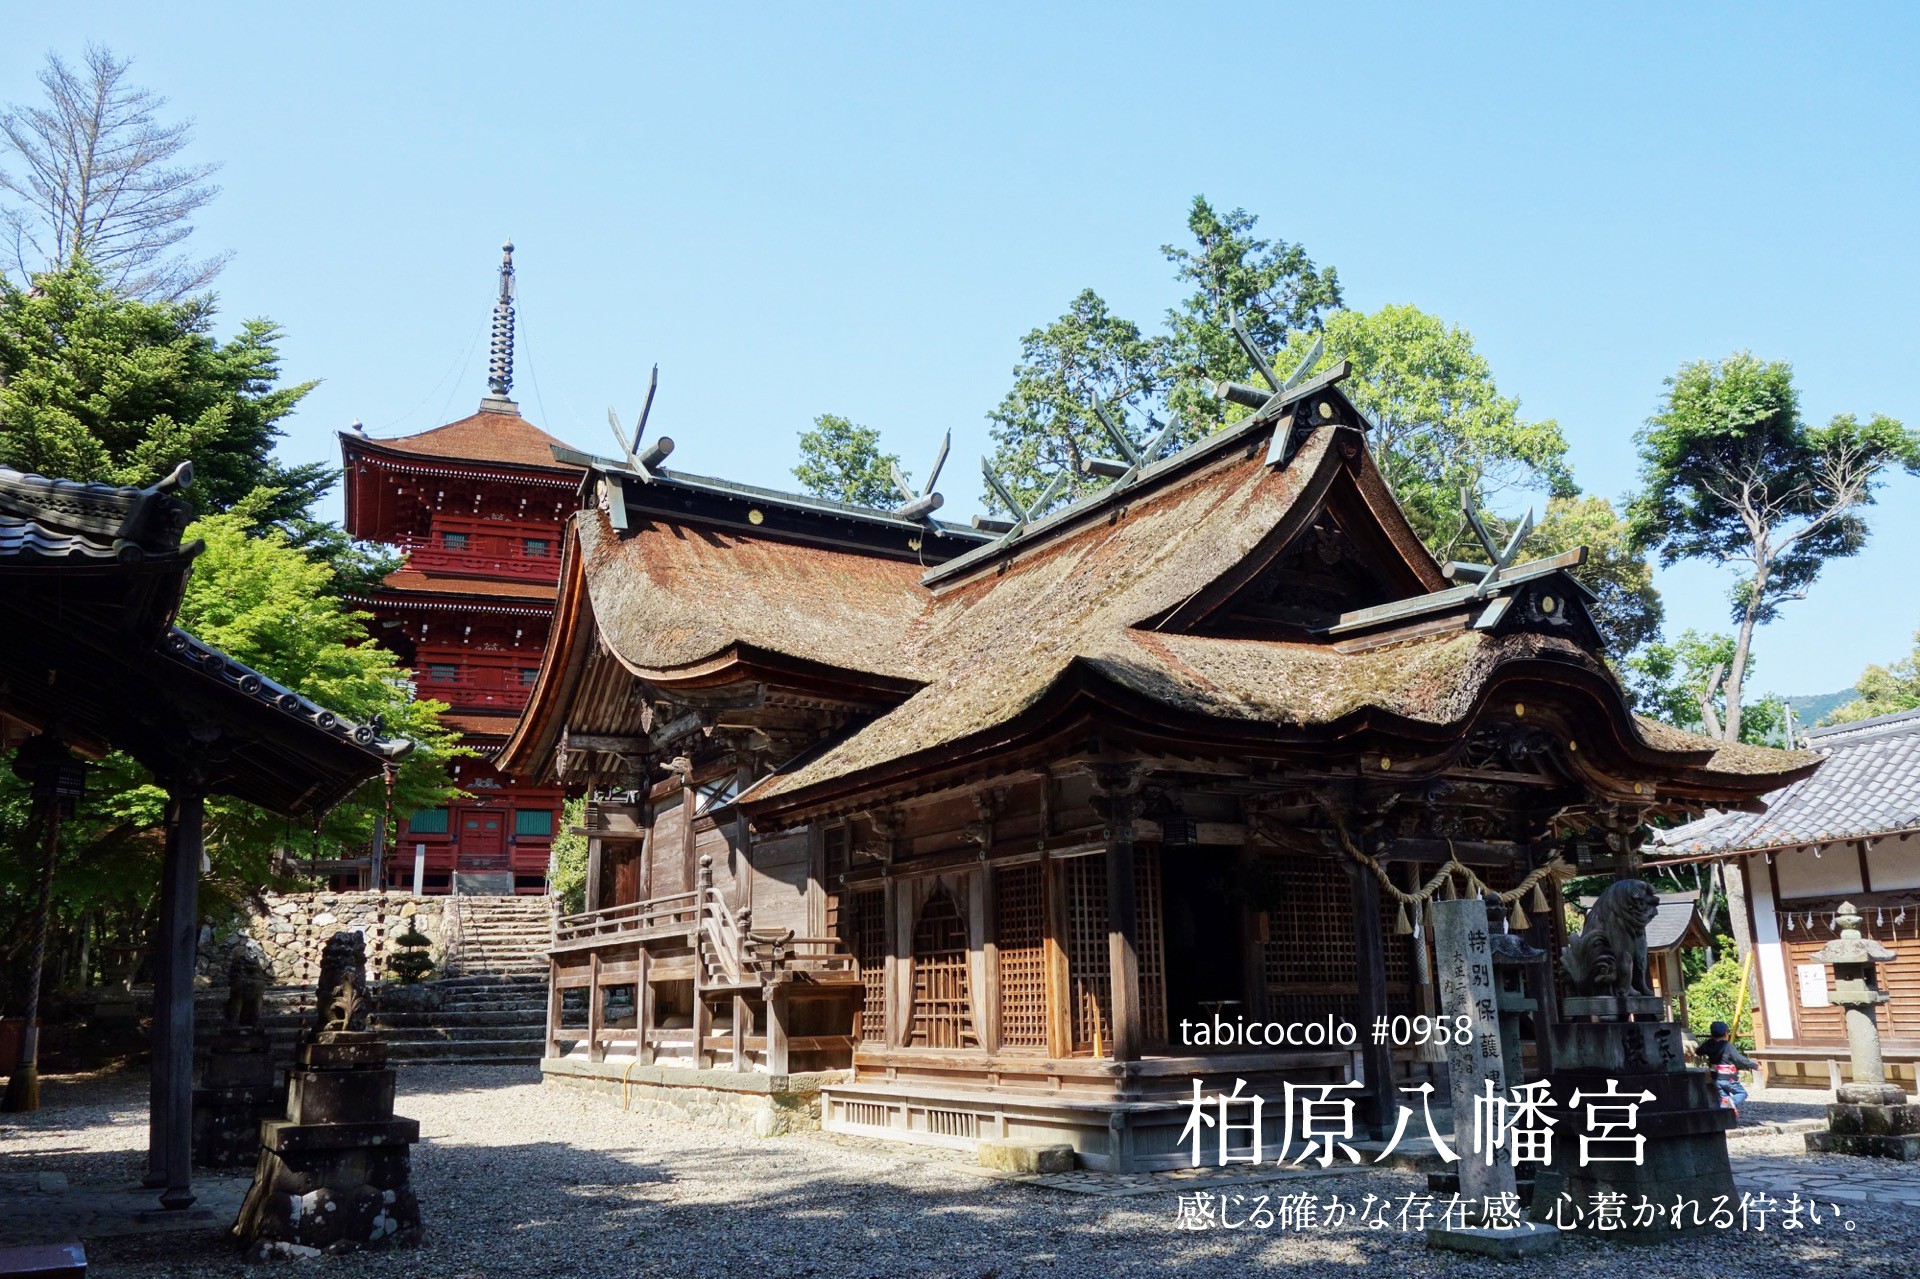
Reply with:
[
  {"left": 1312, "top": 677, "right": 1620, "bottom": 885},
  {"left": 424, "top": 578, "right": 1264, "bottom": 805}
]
[
  {"left": 375, "top": 1024, "right": 544, "bottom": 1044},
  {"left": 371, "top": 1009, "right": 543, "bottom": 1028},
  {"left": 382, "top": 1037, "right": 543, "bottom": 1060}
]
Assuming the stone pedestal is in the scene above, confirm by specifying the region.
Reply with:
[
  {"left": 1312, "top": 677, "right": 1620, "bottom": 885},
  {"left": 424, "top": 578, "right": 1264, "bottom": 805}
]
[
  {"left": 1805, "top": 1082, "right": 1920, "bottom": 1160},
  {"left": 1528, "top": 1019, "right": 1734, "bottom": 1237},
  {"left": 192, "top": 1028, "right": 283, "bottom": 1168},
  {"left": 231, "top": 1032, "right": 422, "bottom": 1258}
]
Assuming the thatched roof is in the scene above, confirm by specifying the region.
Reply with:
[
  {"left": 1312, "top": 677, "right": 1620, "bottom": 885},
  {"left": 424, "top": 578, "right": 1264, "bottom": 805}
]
[{"left": 519, "top": 378, "right": 1818, "bottom": 812}]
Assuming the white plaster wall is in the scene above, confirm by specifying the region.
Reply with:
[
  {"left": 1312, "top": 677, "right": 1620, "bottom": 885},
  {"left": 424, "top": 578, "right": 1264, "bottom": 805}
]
[
  {"left": 1866, "top": 834, "right": 1920, "bottom": 892},
  {"left": 1745, "top": 855, "right": 1796, "bottom": 1043},
  {"left": 1772, "top": 846, "right": 1864, "bottom": 900}
]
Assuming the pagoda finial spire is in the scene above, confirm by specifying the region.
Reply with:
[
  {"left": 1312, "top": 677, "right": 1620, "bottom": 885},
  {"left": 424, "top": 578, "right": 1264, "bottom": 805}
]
[{"left": 483, "top": 240, "right": 517, "bottom": 408}]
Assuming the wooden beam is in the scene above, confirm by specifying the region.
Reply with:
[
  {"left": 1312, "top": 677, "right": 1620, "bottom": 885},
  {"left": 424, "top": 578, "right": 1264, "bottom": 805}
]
[
  {"left": 1344, "top": 858, "right": 1393, "bottom": 1141},
  {"left": 587, "top": 951, "right": 605, "bottom": 1063},
  {"left": 636, "top": 948, "right": 655, "bottom": 1066},
  {"left": 1106, "top": 830, "right": 1142, "bottom": 1064},
  {"left": 152, "top": 790, "right": 204, "bottom": 1210},
  {"left": 733, "top": 994, "right": 750, "bottom": 1071},
  {"left": 766, "top": 985, "right": 791, "bottom": 1075},
  {"left": 545, "top": 955, "right": 563, "bottom": 1059}
]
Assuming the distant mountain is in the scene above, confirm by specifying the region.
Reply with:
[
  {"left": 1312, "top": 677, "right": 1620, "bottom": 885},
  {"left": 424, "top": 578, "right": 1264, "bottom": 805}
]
[{"left": 1784, "top": 688, "right": 1858, "bottom": 728}]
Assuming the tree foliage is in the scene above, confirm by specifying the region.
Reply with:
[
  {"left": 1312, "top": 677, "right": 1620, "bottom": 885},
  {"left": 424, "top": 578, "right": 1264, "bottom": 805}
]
[
  {"left": 1527, "top": 496, "right": 1662, "bottom": 655},
  {"left": 1278, "top": 305, "right": 1576, "bottom": 557},
  {"left": 1624, "top": 628, "right": 1787, "bottom": 745},
  {"left": 0, "top": 44, "right": 226, "bottom": 300},
  {"left": 0, "top": 262, "right": 382, "bottom": 581},
  {"left": 0, "top": 507, "right": 465, "bottom": 991},
  {"left": 1826, "top": 631, "right": 1920, "bottom": 724},
  {"left": 792, "top": 413, "right": 906, "bottom": 509},
  {"left": 1161, "top": 195, "right": 1342, "bottom": 433},
  {"left": 983, "top": 288, "right": 1169, "bottom": 515},
  {"left": 547, "top": 796, "right": 590, "bottom": 915},
  {"left": 1629, "top": 352, "right": 1918, "bottom": 740}
]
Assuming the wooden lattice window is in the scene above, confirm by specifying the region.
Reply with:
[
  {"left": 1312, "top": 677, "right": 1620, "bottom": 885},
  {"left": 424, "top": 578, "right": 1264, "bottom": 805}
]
[
  {"left": 910, "top": 888, "right": 976, "bottom": 1049},
  {"left": 823, "top": 824, "right": 850, "bottom": 936},
  {"left": 1263, "top": 858, "right": 1358, "bottom": 1025},
  {"left": 1135, "top": 848, "right": 1168, "bottom": 1047},
  {"left": 846, "top": 889, "right": 887, "bottom": 1044},
  {"left": 1064, "top": 855, "right": 1111, "bottom": 1053},
  {"left": 995, "top": 863, "right": 1047, "bottom": 1049}
]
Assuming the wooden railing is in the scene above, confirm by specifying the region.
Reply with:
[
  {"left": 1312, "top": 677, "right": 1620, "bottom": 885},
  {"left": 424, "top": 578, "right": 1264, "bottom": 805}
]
[
  {"left": 550, "top": 855, "right": 856, "bottom": 986},
  {"left": 553, "top": 889, "right": 700, "bottom": 946},
  {"left": 400, "top": 533, "right": 561, "bottom": 584}
]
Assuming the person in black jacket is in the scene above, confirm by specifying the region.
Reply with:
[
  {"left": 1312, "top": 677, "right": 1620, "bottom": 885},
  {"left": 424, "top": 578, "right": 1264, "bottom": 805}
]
[{"left": 1698, "top": 1020, "right": 1758, "bottom": 1114}]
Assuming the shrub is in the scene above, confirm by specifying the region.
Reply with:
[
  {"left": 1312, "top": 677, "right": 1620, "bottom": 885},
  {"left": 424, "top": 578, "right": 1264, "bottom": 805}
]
[{"left": 387, "top": 926, "right": 435, "bottom": 984}]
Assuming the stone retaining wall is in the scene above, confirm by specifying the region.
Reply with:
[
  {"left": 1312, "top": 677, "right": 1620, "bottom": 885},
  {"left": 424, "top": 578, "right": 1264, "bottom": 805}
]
[
  {"left": 540, "top": 1056, "right": 844, "bottom": 1136},
  {"left": 196, "top": 892, "right": 452, "bottom": 988}
]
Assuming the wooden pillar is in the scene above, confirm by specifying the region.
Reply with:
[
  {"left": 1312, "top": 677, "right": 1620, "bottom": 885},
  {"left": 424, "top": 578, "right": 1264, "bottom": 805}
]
[
  {"left": 732, "top": 994, "right": 750, "bottom": 1071},
  {"left": 152, "top": 790, "right": 204, "bottom": 1210},
  {"left": 586, "top": 951, "right": 605, "bottom": 1062},
  {"left": 1, "top": 736, "right": 67, "bottom": 1115},
  {"left": 884, "top": 876, "right": 905, "bottom": 1048},
  {"left": 584, "top": 831, "right": 604, "bottom": 913},
  {"left": 1344, "top": 857, "right": 1394, "bottom": 1140},
  {"left": 693, "top": 852, "right": 713, "bottom": 1068},
  {"left": 637, "top": 948, "right": 656, "bottom": 1065},
  {"left": 766, "top": 984, "right": 791, "bottom": 1076},
  {"left": 979, "top": 866, "right": 1002, "bottom": 1054},
  {"left": 544, "top": 957, "right": 563, "bottom": 1059},
  {"left": 1092, "top": 766, "right": 1145, "bottom": 1064},
  {"left": 1042, "top": 854, "right": 1071, "bottom": 1059}
]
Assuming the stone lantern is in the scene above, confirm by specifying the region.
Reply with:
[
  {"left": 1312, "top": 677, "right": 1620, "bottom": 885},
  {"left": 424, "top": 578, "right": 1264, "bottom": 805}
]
[{"left": 1805, "top": 902, "right": 1918, "bottom": 1160}]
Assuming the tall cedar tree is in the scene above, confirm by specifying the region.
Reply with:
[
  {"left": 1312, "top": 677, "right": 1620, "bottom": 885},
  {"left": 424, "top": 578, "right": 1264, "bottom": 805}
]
[
  {"left": 1629, "top": 352, "right": 1917, "bottom": 741},
  {"left": 0, "top": 263, "right": 390, "bottom": 588},
  {"left": 793, "top": 413, "right": 907, "bottom": 509},
  {"left": 0, "top": 45, "right": 227, "bottom": 300}
]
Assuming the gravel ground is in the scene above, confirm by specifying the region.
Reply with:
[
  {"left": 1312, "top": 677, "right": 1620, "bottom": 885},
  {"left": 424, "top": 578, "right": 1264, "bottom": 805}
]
[{"left": 2, "top": 1066, "right": 1912, "bottom": 1278}]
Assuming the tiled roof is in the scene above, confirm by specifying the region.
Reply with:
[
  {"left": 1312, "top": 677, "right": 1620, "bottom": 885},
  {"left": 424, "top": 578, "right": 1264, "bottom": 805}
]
[
  {"left": 360, "top": 405, "right": 580, "bottom": 471},
  {"left": 377, "top": 567, "right": 559, "bottom": 600},
  {"left": 1653, "top": 708, "right": 1920, "bottom": 855},
  {"left": 1576, "top": 890, "right": 1708, "bottom": 950}
]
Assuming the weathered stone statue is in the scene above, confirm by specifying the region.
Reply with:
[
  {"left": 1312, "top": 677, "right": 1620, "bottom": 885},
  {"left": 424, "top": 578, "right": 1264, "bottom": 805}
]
[
  {"left": 1530, "top": 876, "right": 1735, "bottom": 1238},
  {"left": 223, "top": 946, "right": 271, "bottom": 1029},
  {"left": 233, "top": 929, "right": 422, "bottom": 1258},
  {"left": 193, "top": 943, "right": 281, "bottom": 1168},
  {"left": 1562, "top": 878, "right": 1659, "bottom": 998},
  {"left": 311, "top": 929, "right": 372, "bottom": 1037}
]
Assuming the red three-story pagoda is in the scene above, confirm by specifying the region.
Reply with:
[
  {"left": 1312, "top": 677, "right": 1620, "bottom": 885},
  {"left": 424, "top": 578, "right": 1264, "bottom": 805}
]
[{"left": 340, "top": 243, "right": 577, "bottom": 893}]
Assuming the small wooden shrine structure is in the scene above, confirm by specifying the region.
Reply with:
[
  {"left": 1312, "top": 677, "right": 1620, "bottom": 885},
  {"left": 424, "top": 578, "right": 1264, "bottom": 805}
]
[
  {"left": 1655, "top": 708, "right": 1920, "bottom": 1091},
  {"left": 0, "top": 463, "right": 411, "bottom": 1206},
  {"left": 502, "top": 364, "right": 1816, "bottom": 1168}
]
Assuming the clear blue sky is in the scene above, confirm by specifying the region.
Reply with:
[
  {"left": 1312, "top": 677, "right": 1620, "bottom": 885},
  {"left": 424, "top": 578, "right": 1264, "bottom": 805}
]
[{"left": 7, "top": 3, "right": 1917, "bottom": 699}]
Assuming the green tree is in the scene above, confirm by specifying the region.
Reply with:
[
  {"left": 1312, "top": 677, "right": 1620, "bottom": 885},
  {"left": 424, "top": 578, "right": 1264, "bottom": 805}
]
[
  {"left": 1629, "top": 352, "right": 1918, "bottom": 741},
  {"left": 1527, "top": 495, "right": 1663, "bottom": 655},
  {"left": 547, "top": 796, "right": 589, "bottom": 915},
  {"left": 0, "top": 504, "right": 466, "bottom": 932},
  {"left": 1625, "top": 628, "right": 1787, "bottom": 745},
  {"left": 1826, "top": 631, "right": 1920, "bottom": 724},
  {"left": 793, "top": 413, "right": 906, "bottom": 509},
  {"left": 0, "top": 264, "right": 326, "bottom": 522},
  {"left": 1277, "top": 304, "right": 1576, "bottom": 556},
  {"left": 984, "top": 289, "right": 1169, "bottom": 515},
  {"left": 1162, "top": 195, "right": 1342, "bottom": 433}
]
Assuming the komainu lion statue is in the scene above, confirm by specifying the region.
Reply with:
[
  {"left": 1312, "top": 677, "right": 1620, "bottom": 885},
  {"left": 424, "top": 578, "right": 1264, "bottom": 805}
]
[
  {"left": 311, "top": 930, "right": 372, "bottom": 1037},
  {"left": 1562, "top": 878, "right": 1661, "bottom": 998}
]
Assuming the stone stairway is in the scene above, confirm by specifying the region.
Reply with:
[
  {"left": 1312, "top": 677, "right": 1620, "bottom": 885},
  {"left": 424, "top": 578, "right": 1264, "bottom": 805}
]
[{"left": 198, "top": 895, "right": 555, "bottom": 1068}]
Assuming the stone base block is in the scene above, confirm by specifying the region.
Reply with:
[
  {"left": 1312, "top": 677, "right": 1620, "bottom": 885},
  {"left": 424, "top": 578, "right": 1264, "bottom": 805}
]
[
  {"left": 1806, "top": 1130, "right": 1920, "bottom": 1160},
  {"left": 1837, "top": 1083, "right": 1909, "bottom": 1106},
  {"left": 1426, "top": 1222, "right": 1565, "bottom": 1257},
  {"left": 977, "top": 1140, "right": 1076, "bottom": 1174},
  {"left": 1824, "top": 1101, "right": 1920, "bottom": 1137}
]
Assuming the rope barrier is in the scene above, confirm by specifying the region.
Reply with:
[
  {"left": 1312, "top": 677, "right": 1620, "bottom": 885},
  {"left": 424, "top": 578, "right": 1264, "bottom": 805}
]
[{"left": 1329, "top": 817, "right": 1573, "bottom": 935}]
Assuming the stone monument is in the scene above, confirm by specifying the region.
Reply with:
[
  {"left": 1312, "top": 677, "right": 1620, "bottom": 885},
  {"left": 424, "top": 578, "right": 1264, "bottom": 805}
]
[
  {"left": 232, "top": 931, "right": 423, "bottom": 1258},
  {"left": 1426, "top": 895, "right": 1561, "bottom": 1257},
  {"left": 1529, "top": 877, "right": 1734, "bottom": 1237},
  {"left": 1804, "top": 902, "right": 1919, "bottom": 1160},
  {"left": 192, "top": 946, "right": 282, "bottom": 1168}
]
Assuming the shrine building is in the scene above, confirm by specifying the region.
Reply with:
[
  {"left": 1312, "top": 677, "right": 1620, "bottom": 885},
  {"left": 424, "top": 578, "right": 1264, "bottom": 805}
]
[
  {"left": 499, "top": 357, "right": 1817, "bottom": 1168},
  {"left": 340, "top": 244, "right": 576, "bottom": 894}
]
